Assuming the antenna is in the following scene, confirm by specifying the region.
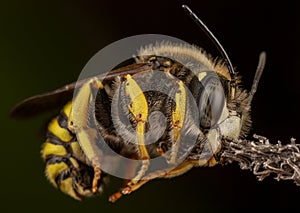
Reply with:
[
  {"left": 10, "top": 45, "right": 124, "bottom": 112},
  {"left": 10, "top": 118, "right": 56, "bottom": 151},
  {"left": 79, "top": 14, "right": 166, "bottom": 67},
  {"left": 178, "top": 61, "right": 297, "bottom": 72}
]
[
  {"left": 182, "top": 5, "right": 235, "bottom": 81},
  {"left": 247, "top": 52, "right": 266, "bottom": 104}
]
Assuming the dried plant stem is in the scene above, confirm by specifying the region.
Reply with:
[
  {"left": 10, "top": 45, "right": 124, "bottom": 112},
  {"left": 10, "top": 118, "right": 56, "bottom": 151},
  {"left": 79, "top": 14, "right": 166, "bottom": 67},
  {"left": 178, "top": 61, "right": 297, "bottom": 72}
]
[{"left": 221, "top": 134, "right": 300, "bottom": 185}]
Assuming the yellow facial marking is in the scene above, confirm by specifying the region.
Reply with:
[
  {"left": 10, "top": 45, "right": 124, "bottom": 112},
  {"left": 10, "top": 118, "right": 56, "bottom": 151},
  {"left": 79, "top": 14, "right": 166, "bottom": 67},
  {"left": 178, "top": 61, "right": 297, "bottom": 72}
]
[
  {"left": 46, "top": 162, "right": 68, "bottom": 187},
  {"left": 48, "top": 118, "right": 73, "bottom": 142},
  {"left": 42, "top": 142, "right": 67, "bottom": 160}
]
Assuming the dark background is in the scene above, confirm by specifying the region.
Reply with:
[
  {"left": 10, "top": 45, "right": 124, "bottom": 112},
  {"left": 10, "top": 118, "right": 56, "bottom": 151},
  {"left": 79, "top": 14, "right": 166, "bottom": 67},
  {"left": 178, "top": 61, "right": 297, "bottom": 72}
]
[{"left": 1, "top": 0, "right": 300, "bottom": 212}]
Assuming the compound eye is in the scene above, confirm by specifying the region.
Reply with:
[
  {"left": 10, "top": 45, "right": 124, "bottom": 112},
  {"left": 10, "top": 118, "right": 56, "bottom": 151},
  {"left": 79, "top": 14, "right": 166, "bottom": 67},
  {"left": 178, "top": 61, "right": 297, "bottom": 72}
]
[{"left": 198, "top": 73, "right": 225, "bottom": 129}]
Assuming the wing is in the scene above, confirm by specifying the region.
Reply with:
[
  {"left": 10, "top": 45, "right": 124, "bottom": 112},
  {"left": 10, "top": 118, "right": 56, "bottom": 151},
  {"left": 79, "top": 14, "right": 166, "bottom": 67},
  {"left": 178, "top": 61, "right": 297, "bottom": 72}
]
[{"left": 10, "top": 63, "right": 151, "bottom": 119}]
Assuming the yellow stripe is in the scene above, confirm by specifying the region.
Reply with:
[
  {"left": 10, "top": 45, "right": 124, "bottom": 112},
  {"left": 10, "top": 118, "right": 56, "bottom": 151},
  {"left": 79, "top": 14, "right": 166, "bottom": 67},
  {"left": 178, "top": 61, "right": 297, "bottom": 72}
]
[
  {"left": 45, "top": 162, "right": 68, "bottom": 187},
  {"left": 59, "top": 177, "right": 81, "bottom": 200},
  {"left": 69, "top": 157, "right": 79, "bottom": 169},
  {"left": 63, "top": 101, "right": 72, "bottom": 117},
  {"left": 41, "top": 142, "right": 68, "bottom": 160},
  {"left": 48, "top": 118, "right": 73, "bottom": 142},
  {"left": 70, "top": 142, "right": 82, "bottom": 157}
]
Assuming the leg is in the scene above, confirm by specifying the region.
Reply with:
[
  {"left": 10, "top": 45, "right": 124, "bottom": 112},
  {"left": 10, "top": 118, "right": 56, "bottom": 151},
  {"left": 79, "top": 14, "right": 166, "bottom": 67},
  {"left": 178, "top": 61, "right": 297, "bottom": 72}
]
[
  {"left": 124, "top": 74, "right": 151, "bottom": 184},
  {"left": 169, "top": 80, "right": 186, "bottom": 164},
  {"left": 68, "top": 77, "right": 105, "bottom": 193},
  {"left": 109, "top": 75, "right": 151, "bottom": 202},
  {"left": 108, "top": 160, "right": 196, "bottom": 202},
  {"left": 92, "top": 163, "right": 101, "bottom": 193}
]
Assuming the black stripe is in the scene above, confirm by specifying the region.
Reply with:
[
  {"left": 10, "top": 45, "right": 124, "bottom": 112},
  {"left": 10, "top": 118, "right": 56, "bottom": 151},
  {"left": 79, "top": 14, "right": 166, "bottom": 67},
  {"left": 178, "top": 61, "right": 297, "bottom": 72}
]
[
  {"left": 45, "top": 154, "right": 81, "bottom": 194},
  {"left": 46, "top": 133, "right": 68, "bottom": 146},
  {"left": 45, "top": 155, "right": 73, "bottom": 187},
  {"left": 45, "top": 154, "right": 72, "bottom": 166},
  {"left": 58, "top": 110, "right": 69, "bottom": 129},
  {"left": 46, "top": 132, "right": 76, "bottom": 156},
  {"left": 57, "top": 112, "right": 74, "bottom": 135},
  {"left": 55, "top": 169, "right": 71, "bottom": 186}
]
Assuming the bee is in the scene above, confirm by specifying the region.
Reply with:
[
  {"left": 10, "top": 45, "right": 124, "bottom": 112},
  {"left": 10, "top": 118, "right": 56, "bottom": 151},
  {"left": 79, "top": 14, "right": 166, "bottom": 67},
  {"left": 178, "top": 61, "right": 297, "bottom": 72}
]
[{"left": 10, "top": 5, "right": 266, "bottom": 202}]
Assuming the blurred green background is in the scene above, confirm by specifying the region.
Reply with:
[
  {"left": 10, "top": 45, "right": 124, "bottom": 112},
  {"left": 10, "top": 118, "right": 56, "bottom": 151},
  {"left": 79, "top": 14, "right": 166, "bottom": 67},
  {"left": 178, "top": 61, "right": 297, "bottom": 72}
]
[{"left": 1, "top": 0, "right": 300, "bottom": 212}]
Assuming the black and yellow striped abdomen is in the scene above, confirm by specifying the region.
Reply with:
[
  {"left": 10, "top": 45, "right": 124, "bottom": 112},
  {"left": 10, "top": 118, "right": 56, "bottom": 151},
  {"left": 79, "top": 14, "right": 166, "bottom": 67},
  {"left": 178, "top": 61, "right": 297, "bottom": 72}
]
[{"left": 41, "top": 101, "right": 103, "bottom": 200}]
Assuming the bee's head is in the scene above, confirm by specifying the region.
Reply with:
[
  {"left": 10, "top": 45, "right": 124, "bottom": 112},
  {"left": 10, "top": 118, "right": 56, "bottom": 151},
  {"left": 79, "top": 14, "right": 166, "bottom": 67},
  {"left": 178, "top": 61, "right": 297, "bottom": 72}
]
[{"left": 201, "top": 52, "right": 266, "bottom": 159}]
